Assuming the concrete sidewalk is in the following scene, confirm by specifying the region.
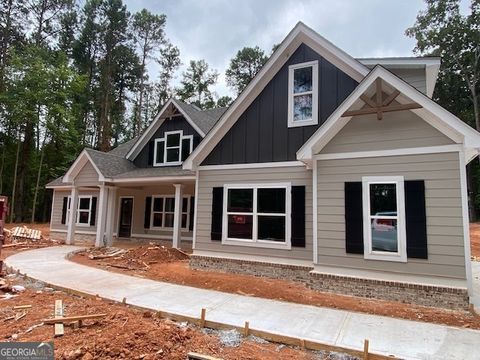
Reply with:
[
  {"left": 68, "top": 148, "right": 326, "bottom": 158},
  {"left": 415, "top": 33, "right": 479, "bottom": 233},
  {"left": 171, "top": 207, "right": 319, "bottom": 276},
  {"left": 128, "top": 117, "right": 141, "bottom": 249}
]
[{"left": 5, "top": 246, "right": 480, "bottom": 360}]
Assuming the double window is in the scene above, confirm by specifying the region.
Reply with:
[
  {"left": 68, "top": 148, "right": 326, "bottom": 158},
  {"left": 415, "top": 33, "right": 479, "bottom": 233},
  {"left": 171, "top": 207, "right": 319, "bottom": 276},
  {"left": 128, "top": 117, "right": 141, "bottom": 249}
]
[
  {"left": 151, "top": 196, "right": 189, "bottom": 229},
  {"left": 223, "top": 184, "right": 291, "bottom": 249},
  {"left": 66, "top": 195, "right": 93, "bottom": 226},
  {"left": 288, "top": 60, "right": 319, "bottom": 128},
  {"left": 362, "top": 176, "right": 407, "bottom": 262},
  {"left": 154, "top": 130, "right": 193, "bottom": 166}
]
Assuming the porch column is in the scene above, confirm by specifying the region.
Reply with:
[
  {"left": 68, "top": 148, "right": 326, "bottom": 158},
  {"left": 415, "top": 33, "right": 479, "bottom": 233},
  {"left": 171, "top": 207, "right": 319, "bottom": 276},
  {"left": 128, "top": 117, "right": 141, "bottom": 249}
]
[
  {"left": 95, "top": 185, "right": 108, "bottom": 247},
  {"left": 172, "top": 184, "right": 184, "bottom": 249},
  {"left": 104, "top": 187, "right": 117, "bottom": 247},
  {"left": 66, "top": 187, "right": 78, "bottom": 245}
]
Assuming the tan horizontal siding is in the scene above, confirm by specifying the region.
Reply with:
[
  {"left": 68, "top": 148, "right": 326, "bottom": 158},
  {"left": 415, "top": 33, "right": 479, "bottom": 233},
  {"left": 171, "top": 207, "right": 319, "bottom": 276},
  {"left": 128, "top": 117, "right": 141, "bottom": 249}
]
[
  {"left": 390, "top": 68, "right": 427, "bottom": 94},
  {"left": 316, "top": 152, "right": 466, "bottom": 279},
  {"left": 75, "top": 162, "right": 100, "bottom": 185},
  {"left": 196, "top": 166, "right": 313, "bottom": 261},
  {"left": 50, "top": 189, "right": 100, "bottom": 232},
  {"left": 116, "top": 184, "right": 195, "bottom": 239},
  {"left": 321, "top": 110, "right": 453, "bottom": 154}
]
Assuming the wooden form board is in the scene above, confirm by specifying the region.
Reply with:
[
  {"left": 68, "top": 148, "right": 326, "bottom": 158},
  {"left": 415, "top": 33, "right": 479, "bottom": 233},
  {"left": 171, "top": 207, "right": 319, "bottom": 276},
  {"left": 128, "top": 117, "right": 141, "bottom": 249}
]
[{"left": 54, "top": 300, "right": 64, "bottom": 337}]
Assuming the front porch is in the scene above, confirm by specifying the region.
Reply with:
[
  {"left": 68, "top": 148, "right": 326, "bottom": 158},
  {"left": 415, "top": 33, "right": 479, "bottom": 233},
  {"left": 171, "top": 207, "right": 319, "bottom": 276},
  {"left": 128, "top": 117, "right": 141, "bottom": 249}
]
[{"left": 62, "top": 177, "right": 196, "bottom": 248}]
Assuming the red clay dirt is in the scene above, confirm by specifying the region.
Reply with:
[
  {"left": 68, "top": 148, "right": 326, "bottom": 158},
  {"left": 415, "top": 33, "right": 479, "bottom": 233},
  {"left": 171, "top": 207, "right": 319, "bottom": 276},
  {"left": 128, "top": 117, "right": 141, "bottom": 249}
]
[
  {"left": 71, "top": 243, "right": 480, "bottom": 331},
  {"left": 0, "top": 278, "right": 319, "bottom": 360},
  {"left": 1, "top": 223, "right": 58, "bottom": 260},
  {"left": 470, "top": 223, "right": 480, "bottom": 259}
]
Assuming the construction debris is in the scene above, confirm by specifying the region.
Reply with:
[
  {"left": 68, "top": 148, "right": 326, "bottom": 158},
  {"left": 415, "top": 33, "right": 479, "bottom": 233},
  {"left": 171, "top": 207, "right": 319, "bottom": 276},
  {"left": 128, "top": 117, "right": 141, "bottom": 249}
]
[{"left": 10, "top": 226, "right": 42, "bottom": 242}]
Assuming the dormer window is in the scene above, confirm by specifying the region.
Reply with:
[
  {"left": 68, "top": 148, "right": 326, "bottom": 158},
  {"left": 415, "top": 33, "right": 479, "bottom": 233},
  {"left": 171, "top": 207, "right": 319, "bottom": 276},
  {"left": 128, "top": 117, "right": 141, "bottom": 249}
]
[
  {"left": 287, "top": 60, "right": 318, "bottom": 128},
  {"left": 154, "top": 130, "right": 193, "bottom": 166}
]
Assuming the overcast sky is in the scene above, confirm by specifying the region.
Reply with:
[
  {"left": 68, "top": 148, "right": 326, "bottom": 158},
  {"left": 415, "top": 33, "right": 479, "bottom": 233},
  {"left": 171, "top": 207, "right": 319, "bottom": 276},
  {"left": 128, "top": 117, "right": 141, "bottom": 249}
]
[{"left": 123, "top": 0, "right": 466, "bottom": 98}]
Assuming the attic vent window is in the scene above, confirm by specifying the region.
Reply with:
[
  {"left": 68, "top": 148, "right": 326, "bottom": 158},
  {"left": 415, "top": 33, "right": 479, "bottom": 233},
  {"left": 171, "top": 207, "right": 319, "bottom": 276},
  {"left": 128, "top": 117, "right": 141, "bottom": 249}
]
[
  {"left": 288, "top": 60, "right": 319, "bottom": 128},
  {"left": 153, "top": 130, "right": 193, "bottom": 166}
]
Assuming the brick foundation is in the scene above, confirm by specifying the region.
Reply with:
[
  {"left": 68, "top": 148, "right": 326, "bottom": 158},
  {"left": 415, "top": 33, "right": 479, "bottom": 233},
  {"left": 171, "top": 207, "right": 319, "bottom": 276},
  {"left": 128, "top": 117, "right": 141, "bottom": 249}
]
[
  {"left": 190, "top": 255, "right": 470, "bottom": 310},
  {"left": 49, "top": 230, "right": 95, "bottom": 245}
]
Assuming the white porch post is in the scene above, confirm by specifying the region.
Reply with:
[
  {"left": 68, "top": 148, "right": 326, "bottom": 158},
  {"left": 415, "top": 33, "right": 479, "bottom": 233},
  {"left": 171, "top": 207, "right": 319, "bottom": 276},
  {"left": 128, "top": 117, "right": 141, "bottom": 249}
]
[
  {"left": 104, "top": 187, "right": 117, "bottom": 247},
  {"left": 172, "top": 184, "right": 184, "bottom": 249},
  {"left": 95, "top": 185, "right": 108, "bottom": 247},
  {"left": 66, "top": 187, "right": 78, "bottom": 245}
]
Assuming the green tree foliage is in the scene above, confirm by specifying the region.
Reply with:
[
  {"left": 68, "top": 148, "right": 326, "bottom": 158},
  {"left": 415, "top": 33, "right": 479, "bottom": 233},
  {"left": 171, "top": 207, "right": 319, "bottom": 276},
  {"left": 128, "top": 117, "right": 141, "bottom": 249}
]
[
  {"left": 225, "top": 46, "right": 267, "bottom": 94},
  {"left": 0, "top": 0, "right": 230, "bottom": 222},
  {"left": 176, "top": 59, "right": 219, "bottom": 109},
  {"left": 132, "top": 9, "right": 166, "bottom": 136},
  {"left": 216, "top": 95, "right": 233, "bottom": 108},
  {"left": 407, "top": 0, "right": 480, "bottom": 216}
]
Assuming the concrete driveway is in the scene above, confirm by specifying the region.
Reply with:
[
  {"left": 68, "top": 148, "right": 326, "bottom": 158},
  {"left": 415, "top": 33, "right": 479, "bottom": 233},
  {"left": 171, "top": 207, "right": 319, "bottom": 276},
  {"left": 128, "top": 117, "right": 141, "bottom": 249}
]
[{"left": 5, "top": 246, "right": 480, "bottom": 360}]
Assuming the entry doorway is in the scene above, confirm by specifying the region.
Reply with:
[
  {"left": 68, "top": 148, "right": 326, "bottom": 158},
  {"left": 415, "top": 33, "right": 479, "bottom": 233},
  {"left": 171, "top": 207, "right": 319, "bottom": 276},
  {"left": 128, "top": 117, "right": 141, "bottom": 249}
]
[{"left": 118, "top": 197, "right": 133, "bottom": 238}]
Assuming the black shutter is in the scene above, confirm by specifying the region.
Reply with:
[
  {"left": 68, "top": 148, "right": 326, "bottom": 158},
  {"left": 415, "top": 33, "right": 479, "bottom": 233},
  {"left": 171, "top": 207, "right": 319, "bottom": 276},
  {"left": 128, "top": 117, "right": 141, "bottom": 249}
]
[
  {"left": 90, "top": 197, "right": 97, "bottom": 226},
  {"left": 291, "top": 186, "right": 305, "bottom": 247},
  {"left": 211, "top": 187, "right": 223, "bottom": 240},
  {"left": 61, "top": 197, "right": 68, "bottom": 224},
  {"left": 345, "top": 182, "right": 364, "bottom": 254},
  {"left": 147, "top": 141, "right": 154, "bottom": 166},
  {"left": 189, "top": 196, "right": 195, "bottom": 231},
  {"left": 405, "top": 180, "right": 428, "bottom": 259},
  {"left": 144, "top": 196, "right": 152, "bottom": 228}
]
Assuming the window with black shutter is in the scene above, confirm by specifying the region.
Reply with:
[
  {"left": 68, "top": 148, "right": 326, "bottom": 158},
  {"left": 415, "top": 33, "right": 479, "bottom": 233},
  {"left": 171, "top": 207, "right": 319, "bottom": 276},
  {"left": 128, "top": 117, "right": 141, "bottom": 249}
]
[
  {"left": 144, "top": 196, "right": 152, "bottom": 228},
  {"left": 291, "top": 186, "right": 305, "bottom": 247}
]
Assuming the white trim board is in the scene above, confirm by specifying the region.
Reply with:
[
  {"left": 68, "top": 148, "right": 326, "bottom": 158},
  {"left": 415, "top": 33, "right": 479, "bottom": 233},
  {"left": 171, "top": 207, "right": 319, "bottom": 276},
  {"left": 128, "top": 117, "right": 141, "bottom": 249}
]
[
  {"left": 63, "top": 149, "right": 105, "bottom": 183},
  {"left": 198, "top": 161, "right": 305, "bottom": 171},
  {"left": 183, "top": 21, "right": 369, "bottom": 170},
  {"left": 297, "top": 66, "right": 480, "bottom": 162},
  {"left": 459, "top": 150, "right": 473, "bottom": 296},
  {"left": 126, "top": 98, "right": 205, "bottom": 161},
  {"left": 110, "top": 176, "right": 196, "bottom": 184},
  {"left": 314, "top": 145, "right": 463, "bottom": 161}
]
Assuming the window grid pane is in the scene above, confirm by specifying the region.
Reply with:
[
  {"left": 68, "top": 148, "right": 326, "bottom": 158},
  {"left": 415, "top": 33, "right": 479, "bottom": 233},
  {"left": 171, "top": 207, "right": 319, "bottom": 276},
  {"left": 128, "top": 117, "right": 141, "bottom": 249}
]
[
  {"left": 226, "top": 187, "right": 287, "bottom": 243},
  {"left": 369, "top": 182, "right": 399, "bottom": 254}
]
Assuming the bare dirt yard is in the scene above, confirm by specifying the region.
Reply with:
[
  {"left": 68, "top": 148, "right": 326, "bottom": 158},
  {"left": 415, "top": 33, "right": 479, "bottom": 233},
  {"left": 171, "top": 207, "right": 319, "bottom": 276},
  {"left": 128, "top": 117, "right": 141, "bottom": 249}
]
[
  {"left": 71, "top": 243, "right": 480, "bottom": 331},
  {"left": 470, "top": 223, "right": 480, "bottom": 259},
  {"left": 0, "top": 274, "right": 328, "bottom": 360},
  {"left": 1, "top": 223, "right": 57, "bottom": 260}
]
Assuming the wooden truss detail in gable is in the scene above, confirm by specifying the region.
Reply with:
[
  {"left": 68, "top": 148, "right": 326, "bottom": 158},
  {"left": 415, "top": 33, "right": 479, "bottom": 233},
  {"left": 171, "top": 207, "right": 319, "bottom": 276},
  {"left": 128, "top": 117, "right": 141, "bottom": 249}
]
[{"left": 342, "top": 78, "right": 422, "bottom": 120}]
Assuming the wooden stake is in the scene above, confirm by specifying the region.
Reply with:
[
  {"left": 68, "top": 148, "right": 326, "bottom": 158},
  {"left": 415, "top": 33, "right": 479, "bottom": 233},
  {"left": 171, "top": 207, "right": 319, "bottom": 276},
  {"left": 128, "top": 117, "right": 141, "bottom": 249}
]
[
  {"left": 200, "top": 308, "right": 206, "bottom": 328},
  {"left": 43, "top": 313, "right": 107, "bottom": 324},
  {"left": 122, "top": 297, "right": 126, "bottom": 305},
  {"left": 300, "top": 339, "right": 306, "bottom": 349},
  {"left": 54, "top": 300, "right": 64, "bottom": 337},
  {"left": 363, "top": 339, "right": 369, "bottom": 360},
  {"left": 13, "top": 305, "right": 32, "bottom": 310},
  {"left": 244, "top": 321, "right": 249, "bottom": 337}
]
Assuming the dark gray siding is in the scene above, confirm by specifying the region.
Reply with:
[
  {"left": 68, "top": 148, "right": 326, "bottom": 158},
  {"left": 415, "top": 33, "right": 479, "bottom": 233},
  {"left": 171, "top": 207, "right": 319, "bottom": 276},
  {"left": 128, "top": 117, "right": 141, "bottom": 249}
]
[
  {"left": 202, "top": 43, "right": 358, "bottom": 165},
  {"left": 134, "top": 116, "right": 202, "bottom": 167}
]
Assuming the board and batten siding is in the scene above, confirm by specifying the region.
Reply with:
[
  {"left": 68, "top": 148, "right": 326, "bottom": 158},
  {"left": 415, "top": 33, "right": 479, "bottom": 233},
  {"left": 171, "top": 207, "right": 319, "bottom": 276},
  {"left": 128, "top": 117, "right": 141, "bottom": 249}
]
[
  {"left": 321, "top": 110, "right": 454, "bottom": 155},
  {"left": 195, "top": 166, "right": 313, "bottom": 260},
  {"left": 316, "top": 152, "right": 465, "bottom": 279},
  {"left": 115, "top": 184, "right": 194, "bottom": 239},
  {"left": 75, "top": 162, "right": 100, "bottom": 186},
  {"left": 202, "top": 43, "right": 358, "bottom": 166},
  {"left": 134, "top": 116, "right": 202, "bottom": 168},
  {"left": 50, "top": 189, "right": 99, "bottom": 232}
]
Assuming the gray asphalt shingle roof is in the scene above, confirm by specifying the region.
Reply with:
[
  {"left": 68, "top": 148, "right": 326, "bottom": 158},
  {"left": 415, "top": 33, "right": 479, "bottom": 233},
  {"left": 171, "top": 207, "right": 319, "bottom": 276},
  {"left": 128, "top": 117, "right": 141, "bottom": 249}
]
[
  {"left": 175, "top": 101, "right": 227, "bottom": 134},
  {"left": 113, "top": 166, "right": 194, "bottom": 179},
  {"left": 46, "top": 98, "right": 228, "bottom": 186}
]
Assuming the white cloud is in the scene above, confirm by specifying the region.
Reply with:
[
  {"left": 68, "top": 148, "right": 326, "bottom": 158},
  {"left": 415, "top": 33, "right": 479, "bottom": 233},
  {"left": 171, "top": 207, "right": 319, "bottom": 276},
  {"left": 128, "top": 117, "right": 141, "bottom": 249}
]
[{"left": 128, "top": 0, "right": 431, "bottom": 98}]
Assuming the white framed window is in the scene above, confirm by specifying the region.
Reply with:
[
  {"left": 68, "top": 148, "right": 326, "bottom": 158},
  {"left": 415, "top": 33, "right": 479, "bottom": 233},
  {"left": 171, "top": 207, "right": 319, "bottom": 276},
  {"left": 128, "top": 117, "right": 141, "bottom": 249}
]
[
  {"left": 150, "top": 195, "right": 190, "bottom": 230},
  {"left": 362, "top": 176, "right": 407, "bottom": 262},
  {"left": 222, "top": 183, "right": 291, "bottom": 249},
  {"left": 66, "top": 195, "right": 93, "bottom": 226},
  {"left": 287, "top": 60, "right": 319, "bottom": 128},
  {"left": 153, "top": 130, "right": 193, "bottom": 166}
]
